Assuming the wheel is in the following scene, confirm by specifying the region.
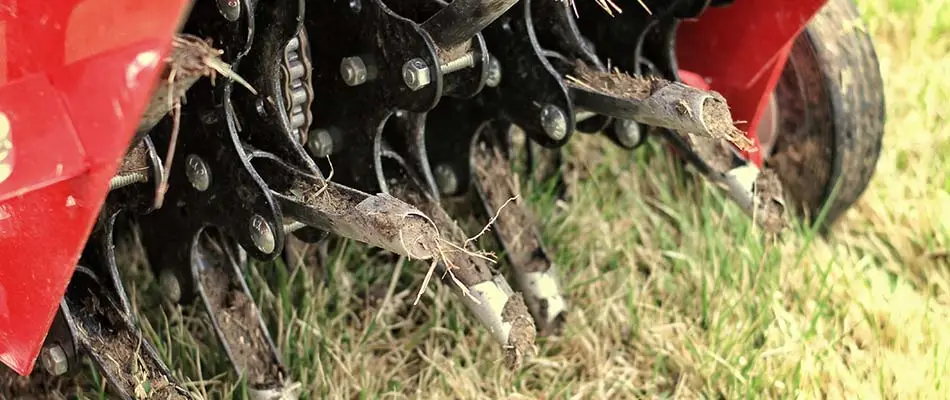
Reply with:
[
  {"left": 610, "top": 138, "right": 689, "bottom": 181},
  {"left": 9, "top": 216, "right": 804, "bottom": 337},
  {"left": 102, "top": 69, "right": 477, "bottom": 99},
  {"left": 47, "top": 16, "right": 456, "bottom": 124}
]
[{"left": 757, "top": 0, "right": 886, "bottom": 231}]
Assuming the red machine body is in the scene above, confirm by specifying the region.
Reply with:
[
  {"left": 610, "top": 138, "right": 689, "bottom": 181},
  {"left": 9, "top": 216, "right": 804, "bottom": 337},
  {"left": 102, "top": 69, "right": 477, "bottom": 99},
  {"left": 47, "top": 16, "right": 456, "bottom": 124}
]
[{"left": 0, "top": 0, "right": 824, "bottom": 376}]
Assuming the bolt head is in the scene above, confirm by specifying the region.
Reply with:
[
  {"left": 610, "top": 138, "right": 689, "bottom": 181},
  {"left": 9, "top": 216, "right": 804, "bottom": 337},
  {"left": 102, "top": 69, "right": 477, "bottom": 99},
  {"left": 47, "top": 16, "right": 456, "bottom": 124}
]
[
  {"left": 340, "top": 57, "right": 368, "bottom": 86},
  {"left": 250, "top": 215, "right": 276, "bottom": 254},
  {"left": 308, "top": 128, "right": 334, "bottom": 158},
  {"left": 614, "top": 119, "right": 641, "bottom": 148},
  {"left": 185, "top": 154, "right": 211, "bottom": 192},
  {"left": 485, "top": 56, "right": 502, "bottom": 88},
  {"left": 402, "top": 59, "right": 431, "bottom": 91},
  {"left": 433, "top": 164, "right": 458, "bottom": 195},
  {"left": 540, "top": 105, "right": 568, "bottom": 141},
  {"left": 40, "top": 345, "right": 68, "bottom": 376}
]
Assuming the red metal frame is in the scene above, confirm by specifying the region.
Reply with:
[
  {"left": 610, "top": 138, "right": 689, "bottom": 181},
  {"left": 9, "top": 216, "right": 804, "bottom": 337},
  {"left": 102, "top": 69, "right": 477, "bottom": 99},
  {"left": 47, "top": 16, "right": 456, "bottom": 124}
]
[
  {"left": 0, "top": 0, "right": 192, "bottom": 375},
  {"left": 676, "top": 0, "right": 827, "bottom": 167},
  {"left": 0, "top": 0, "right": 827, "bottom": 376}
]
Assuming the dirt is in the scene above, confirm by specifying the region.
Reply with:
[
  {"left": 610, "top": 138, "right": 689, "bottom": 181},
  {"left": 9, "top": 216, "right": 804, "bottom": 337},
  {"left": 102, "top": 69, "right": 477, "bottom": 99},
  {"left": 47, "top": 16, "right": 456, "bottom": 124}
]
[
  {"left": 570, "top": 62, "right": 656, "bottom": 101},
  {"left": 436, "top": 41, "right": 472, "bottom": 65},
  {"left": 77, "top": 295, "right": 189, "bottom": 400},
  {"left": 386, "top": 184, "right": 493, "bottom": 286},
  {"left": 700, "top": 99, "right": 755, "bottom": 151},
  {"left": 290, "top": 178, "right": 440, "bottom": 259},
  {"left": 199, "top": 268, "right": 282, "bottom": 389},
  {"left": 118, "top": 140, "right": 149, "bottom": 175},
  {"left": 472, "top": 145, "right": 549, "bottom": 273},
  {"left": 571, "top": 62, "right": 754, "bottom": 152},
  {"left": 501, "top": 294, "right": 536, "bottom": 369},
  {"left": 752, "top": 168, "right": 789, "bottom": 234}
]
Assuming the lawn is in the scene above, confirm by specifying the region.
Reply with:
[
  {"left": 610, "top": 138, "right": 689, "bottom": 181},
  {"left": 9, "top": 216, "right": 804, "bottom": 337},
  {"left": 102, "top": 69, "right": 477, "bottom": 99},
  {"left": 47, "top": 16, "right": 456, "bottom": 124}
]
[{"left": 65, "top": 0, "right": 950, "bottom": 398}]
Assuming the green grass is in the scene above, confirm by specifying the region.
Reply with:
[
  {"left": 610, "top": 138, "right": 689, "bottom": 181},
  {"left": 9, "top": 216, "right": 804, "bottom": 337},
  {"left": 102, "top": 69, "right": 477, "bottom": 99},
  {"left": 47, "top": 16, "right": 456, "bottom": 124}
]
[{"left": 27, "top": 0, "right": 950, "bottom": 398}]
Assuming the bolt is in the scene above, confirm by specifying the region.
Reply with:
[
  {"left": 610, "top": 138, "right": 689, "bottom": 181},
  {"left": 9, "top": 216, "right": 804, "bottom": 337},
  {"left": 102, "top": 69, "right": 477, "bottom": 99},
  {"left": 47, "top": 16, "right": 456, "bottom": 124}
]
[
  {"left": 540, "top": 105, "right": 568, "bottom": 141},
  {"left": 40, "top": 345, "right": 68, "bottom": 376},
  {"left": 614, "top": 119, "right": 642, "bottom": 148},
  {"left": 158, "top": 269, "right": 182, "bottom": 303},
  {"left": 340, "top": 56, "right": 368, "bottom": 86},
  {"left": 249, "top": 214, "right": 276, "bottom": 254},
  {"left": 185, "top": 154, "right": 211, "bottom": 191},
  {"left": 485, "top": 56, "right": 501, "bottom": 87},
  {"left": 349, "top": 0, "right": 362, "bottom": 13},
  {"left": 440, "top": 53, "right": 475, "bottom": 75},
  {"left": 216, "top": 0, "right": 241, "bottom": 21},
  {"left": 433, "top": 164, "right": 458, "bottom": 195},
  {"left": 308, "top": 128, "right": 334, "bottom": 158},
  {"left": 402, "top": 58, "right": 431, "bottom": 91},
  {"left": 109, "top": 172, "right": 148, "bottom": 191}
]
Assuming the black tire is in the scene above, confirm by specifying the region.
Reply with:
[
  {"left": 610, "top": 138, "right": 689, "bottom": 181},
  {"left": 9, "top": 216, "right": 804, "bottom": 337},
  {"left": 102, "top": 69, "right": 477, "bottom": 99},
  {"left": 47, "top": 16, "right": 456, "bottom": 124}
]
[{"left": 764, "top": 0, "right": 886, "bottom": 231}]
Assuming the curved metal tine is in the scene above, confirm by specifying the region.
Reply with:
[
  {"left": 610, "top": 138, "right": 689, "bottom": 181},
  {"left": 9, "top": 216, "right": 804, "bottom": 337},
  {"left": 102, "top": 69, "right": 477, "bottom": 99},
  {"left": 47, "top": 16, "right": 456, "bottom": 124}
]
[
  {"left": 384, "top": 112, "right": 440, "bottom": 199},
  {"left": 420, "top": 0, "right": 520, "bottom": 52},
  {"left": 468, "top": 123, "right": 568, "bottom": 336},
  {"left": 61, "top": 266, "right": 193, "bottom": 400},
  {"left": 190, "top": 229, "right": 299, "bottom": 398},
  {"left": 379, "top": 147, "right": 538, "bottom": 368}
]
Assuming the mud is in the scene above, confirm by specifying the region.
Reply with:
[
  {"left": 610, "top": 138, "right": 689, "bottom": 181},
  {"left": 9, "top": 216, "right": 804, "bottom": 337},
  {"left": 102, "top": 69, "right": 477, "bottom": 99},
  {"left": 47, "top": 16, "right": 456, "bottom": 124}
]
[
  {"left": 77, "top": 296, "right": 188, "bottom": 400},
  {"left": 472, "top": 145, "right": 549, "bottom": 273},
  {"left": 118, "top": 141, "right": 149, "bottom": 175},
  {"left": 199, "top": 268, "right": 281, "bottom": 389},
  {"left": 752, "top": 168, "right": 789, "bottom": 234},
  {"left": 571, "top": 63, "right": 754, "bottom": 151},
  {"left": 291, "top": 179, "right": 440, "bottom": 259},
  {"left": 701, "top": 99, "right": 755, "bottom": 151},
  {"left": 501, "top": 294, "right": 535, "bottom": 369},
  {"left": 386, "top": 184, "right": 493, "bottom": 286},
  {"left": 571, "top": 62, "right": 655, "bottom": 101}
]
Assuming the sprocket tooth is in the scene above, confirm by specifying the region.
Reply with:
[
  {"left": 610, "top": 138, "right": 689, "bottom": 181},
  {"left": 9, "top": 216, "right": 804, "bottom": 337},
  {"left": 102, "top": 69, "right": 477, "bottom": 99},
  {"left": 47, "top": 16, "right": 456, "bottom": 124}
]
[
  {"left": 470, "top": 140, "right": 568, "bottom": 336},
  {"left": 191, "top": 230, "right": 299, "bottom": 397},
  {"left": 62, "top": 267, "right": 193, "bottom": 400}
]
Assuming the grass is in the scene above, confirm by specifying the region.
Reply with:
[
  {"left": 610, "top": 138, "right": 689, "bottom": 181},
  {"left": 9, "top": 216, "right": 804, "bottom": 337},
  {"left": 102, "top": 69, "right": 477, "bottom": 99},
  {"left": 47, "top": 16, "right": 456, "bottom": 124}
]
[{"left": 40, "top": 0, "right": 950, "bottom": 398}]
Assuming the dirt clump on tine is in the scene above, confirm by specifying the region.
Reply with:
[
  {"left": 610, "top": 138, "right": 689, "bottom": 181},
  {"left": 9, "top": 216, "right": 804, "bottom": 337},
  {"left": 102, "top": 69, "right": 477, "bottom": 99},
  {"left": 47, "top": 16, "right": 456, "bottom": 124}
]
[
  {"left": 570, "top": 62, "right": 754, "bottom": 151},
  {"left": 472, "top": 145, "right": 548, "bottom": 273},
  {"left": 200, "top": 267, "right": 282, "bottom": 389},
  {"left": 291, "top": 178, "right": 440, "bottom": 259},
  {"left": 502, "top": 293, "right": 536, "bottom": 369},
  {"left": 77, "top": 297, "right": 189, "bottom": 399}
]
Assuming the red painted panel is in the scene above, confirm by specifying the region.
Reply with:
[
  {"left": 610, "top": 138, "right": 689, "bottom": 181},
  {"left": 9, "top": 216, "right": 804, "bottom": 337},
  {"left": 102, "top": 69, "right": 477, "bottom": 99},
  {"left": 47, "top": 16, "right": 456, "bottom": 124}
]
[
  {"left": 676, "top": 0, "right": 826, "bottom": 166},
  {"left": 0, "top": 0, "right": 191, "bottom": 375}
]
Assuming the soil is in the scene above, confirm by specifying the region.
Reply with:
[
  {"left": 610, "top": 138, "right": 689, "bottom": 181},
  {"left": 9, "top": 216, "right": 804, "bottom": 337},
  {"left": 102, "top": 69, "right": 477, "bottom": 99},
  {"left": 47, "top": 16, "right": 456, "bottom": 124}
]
[
  {"left": 701, "top": 99, "right": 755, "bottom": 151},
  {"left": 571, "top": 62, "right": 754, "bottom": 151},
  {"left": 290, "top": 178, "right": 440, "bottom": 259},
  {"left": 571, "top": 62, "right": 655, "bottom": 101},
  {"left": 753, "top": 169, "right": 789, "bottom": 234},
  {"left": 118, "top": 141, "right": 149, "bottom": 175},
  {"left": 76, "top": 296, "right": 189, "bottom": 400},
  {"left": 472, "top": 145, "right": 549, "bottom": 273},
  {"left": 386, "top": 184, "right": 492, "bottom": 286},
  {"left": 199, "top": 268, "right": 281, "bottom": 389},
  {"left": 501, "top": 294, "right": 536, "bottom": 369}
]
